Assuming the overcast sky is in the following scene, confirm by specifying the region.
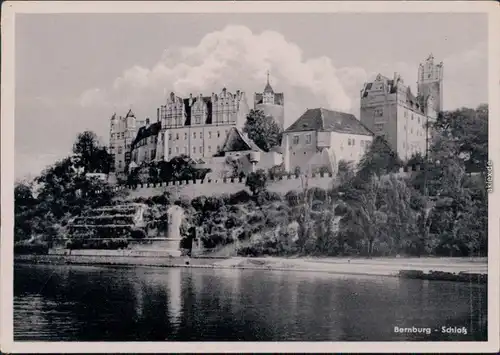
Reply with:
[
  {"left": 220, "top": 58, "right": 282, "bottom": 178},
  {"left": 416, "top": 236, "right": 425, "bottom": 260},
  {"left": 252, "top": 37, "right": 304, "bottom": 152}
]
[{"left": 15, "top": 13, "right": 488, "bottom": 180}]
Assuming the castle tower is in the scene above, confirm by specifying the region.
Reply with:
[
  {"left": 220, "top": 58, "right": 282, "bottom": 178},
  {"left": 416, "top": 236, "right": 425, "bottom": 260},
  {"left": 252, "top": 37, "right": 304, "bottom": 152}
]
[
  {"left": 254, "top": 71, "right": 285, "bottom": 129},
  {"left": 417, "top": 54, "right": 444, "bottom": 113},
  {"left": 109, "top": 109, "right": 137, "bottom": 175}
]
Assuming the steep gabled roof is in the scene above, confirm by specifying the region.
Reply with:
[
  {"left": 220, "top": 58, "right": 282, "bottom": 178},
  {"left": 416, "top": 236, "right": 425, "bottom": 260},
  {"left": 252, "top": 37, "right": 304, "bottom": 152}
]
[
  {"left": 126, "top": 109, "right": 135, "bottom": 118},
  {"left": 131, "top": 121, "right": 161, "bottom": 148},
  {"left": 285, "top": 108, "right": 373, "bottom": 136},
  {"left": 264, "top": 82, "right": 274, "bottom": 94},
  {"left": 221, "top": 127, "right": 263, "bottom": 153}
]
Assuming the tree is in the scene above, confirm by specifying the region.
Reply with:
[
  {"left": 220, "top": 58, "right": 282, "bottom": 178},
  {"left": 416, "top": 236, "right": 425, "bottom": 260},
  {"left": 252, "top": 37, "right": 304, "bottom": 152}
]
[
  {"left": 357, "top": 135, "right": 403, "bottom": 181},
  {"left": 433, "top": 104, "right": 488, "bottom": 173},
  {"left": 245, "top": 169, "right": 268, "bottom": 196},
  {"left": 406, "top": 152, "right": 425, "bottom": 168},
  {"left": 72, "top": 131, "right": 112, "bottom": 174},
  {"left": 14, "top": 181, "right": 38, "bottom": 241},
  {"left": 156, "top": 155, "right": 210, "bottom": 182},
  {"left": 408, "top": 105, "right": 488, "bottom": 256},
  {"left": 243, "top": 109, "right": 283, "bottom": 152}
]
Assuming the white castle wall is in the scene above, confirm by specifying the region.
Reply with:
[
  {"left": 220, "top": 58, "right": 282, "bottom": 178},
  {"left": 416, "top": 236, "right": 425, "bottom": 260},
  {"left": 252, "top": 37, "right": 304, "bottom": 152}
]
[{"left": 106, "top": 166, "right": 421, "bottom": 200}]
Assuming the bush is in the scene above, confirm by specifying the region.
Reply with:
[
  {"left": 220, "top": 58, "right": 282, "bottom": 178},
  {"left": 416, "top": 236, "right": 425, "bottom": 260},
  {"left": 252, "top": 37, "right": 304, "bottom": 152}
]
[
  {"left": 228, "top": 190, "right": 252, "bottom": 204},
  {"left": 246, "top": 169, "right": 268, "bottom": 196}
]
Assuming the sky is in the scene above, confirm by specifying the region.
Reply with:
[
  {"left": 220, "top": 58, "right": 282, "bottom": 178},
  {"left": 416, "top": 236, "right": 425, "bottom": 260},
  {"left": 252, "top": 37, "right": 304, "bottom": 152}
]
[{"left": 14, "top": 13, "right": 488, "bottom": 180}]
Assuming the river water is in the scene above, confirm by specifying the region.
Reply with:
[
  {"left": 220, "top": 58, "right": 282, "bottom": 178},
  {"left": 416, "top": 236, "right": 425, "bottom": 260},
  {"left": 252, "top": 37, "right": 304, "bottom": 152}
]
[{"left": 14, "top": 263, "right": 487, "bottom": 341}]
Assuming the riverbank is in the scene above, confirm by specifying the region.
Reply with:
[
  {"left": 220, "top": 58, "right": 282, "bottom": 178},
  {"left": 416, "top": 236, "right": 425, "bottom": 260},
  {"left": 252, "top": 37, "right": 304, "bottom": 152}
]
[{"left": 14, "top": 254, "right": 488, "bottom": 283}]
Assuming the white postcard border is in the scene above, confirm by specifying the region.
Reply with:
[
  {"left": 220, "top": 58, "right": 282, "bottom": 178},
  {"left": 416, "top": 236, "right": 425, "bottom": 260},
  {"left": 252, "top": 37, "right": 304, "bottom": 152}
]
[{"left": 1, "top": 1, "right": 499, "bottom": 353}]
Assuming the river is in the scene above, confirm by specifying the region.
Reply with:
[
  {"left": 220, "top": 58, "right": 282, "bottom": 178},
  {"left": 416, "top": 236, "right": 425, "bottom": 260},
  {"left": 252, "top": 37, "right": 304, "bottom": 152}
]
[{"left": 14, "top": 263, "right": 487, "bottom": 341}]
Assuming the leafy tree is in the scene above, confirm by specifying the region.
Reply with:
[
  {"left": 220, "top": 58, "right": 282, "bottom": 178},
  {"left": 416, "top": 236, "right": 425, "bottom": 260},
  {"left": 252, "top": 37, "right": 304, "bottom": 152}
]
[
  {"left": 14, "top": 181, "right": 38, "bottom": 241},
  {"left": 357, "top": 135, "right": 403, "bottom": 181},
  {"left": 156, "top": 155, "right": 210, "bottom": 182},
  {"left": 245, "top": 169, "right": 268, "bottom": 196},
  {"left": 433, "top": 104, "right": 488, "bottom": 173},
  {"left": 243, "top": 109, "right": 283, "bottom": 152},
  {"left": 72, "top": 130, "right": 112, "bottom": 174},
  {"left": 406, "top": 152, "right": 425, "bottom": 168}
]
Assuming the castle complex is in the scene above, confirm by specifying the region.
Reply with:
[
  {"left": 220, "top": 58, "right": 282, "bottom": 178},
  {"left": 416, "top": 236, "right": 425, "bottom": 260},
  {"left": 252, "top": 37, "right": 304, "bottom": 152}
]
[{"left": 109, "top": 55, "right": 443, "bottom": 178}]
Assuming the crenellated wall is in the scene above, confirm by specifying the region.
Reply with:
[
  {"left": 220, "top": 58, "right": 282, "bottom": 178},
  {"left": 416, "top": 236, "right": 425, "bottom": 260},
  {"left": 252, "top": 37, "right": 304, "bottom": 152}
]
[{"left": 105, "top": 165, "right": 421, "bottom": 200}]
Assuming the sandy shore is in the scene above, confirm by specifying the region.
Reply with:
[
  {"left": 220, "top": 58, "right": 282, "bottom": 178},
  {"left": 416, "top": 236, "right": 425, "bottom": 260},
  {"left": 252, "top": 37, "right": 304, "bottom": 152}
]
[{"left": 15, "top": 254, "right": 487, "bottom": 282}]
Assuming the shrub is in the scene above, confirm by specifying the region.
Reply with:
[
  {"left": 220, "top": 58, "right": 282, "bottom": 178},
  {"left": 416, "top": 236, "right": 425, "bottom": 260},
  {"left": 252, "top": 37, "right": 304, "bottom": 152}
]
[
  {"left": 246, "top": 169, "right": 268, "bottom": 196},
  {"left": 228, "top": 190, "right": 252, "bottom": 204}
]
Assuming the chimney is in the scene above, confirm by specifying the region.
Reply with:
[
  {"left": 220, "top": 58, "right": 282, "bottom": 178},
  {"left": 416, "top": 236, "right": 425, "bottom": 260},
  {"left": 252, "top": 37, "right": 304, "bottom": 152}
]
[
  {"left": 146, "top": 117, "right": 150, "bottom": 126},
  {"left": 157, "top": 108, "right": 160, "bottom": 122}
]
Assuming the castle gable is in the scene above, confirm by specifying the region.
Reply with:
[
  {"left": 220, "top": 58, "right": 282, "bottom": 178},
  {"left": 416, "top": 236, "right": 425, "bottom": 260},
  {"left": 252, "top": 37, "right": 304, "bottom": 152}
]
[{"left": 221, "top": 127, "right": 262, "bottom": 153}]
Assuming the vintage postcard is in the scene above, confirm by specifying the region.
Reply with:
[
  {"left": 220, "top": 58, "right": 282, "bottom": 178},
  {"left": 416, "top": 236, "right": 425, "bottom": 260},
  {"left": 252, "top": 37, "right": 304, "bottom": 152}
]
[{"left": 1, "top": 1, "right": 499, "bottom": 353}]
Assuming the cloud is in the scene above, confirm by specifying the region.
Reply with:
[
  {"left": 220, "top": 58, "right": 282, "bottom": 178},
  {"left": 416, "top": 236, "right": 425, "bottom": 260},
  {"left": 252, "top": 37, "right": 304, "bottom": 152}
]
[
  {"left": 79, "top": 25, "right": 359, "bottom": 127},
  {"left": 79, "top": 26, "right": 487, "bottom": 127}
]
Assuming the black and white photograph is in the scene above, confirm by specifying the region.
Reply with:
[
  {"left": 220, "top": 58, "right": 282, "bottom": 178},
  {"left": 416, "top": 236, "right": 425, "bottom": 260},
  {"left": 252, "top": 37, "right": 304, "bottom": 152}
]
[{"left": 1, "top": 1, "right": 499, "bottom": 353}]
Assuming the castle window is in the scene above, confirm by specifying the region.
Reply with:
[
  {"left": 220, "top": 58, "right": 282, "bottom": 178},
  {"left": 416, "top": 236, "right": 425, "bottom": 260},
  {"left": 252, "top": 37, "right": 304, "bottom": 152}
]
[
  {"left": 208, "top": 146, "right": 212, "bottom": 153},
  {"left": 176, "top": 133, "right": 179, "bottom": 140},
  {"left": 168, "top": 148, "right": 172, "bottom": 155},
  {"left": 175, "top": 147, "right": 179, "bottom": 154},
  {"left": 118, "top": 147, "right": 123, "bottom": 154},
  {"left": 193, "top": 132, "right": 197, "bottom": 139},
  {"left": 305, "top": 134, "right": 312, "bottom": 144},
  {"left": 118, "top": 161, "right": 122, "bottom": 169},
  {"left": 193, "top": 146, "right": 196, "bottom": 154},
  {"left": 217, "top": 131, "right": 220, "bottom": 138},
  {"left": 200, "top": 132, "right": 203, "bottom": 139},
  {"left": 184, "top": 133, "right": 188, "bottom": 140},
  {"left": 151, "top": 150, "right": 155, "bottom": 159},
  {"left": 347, "top": 139, "right": 351, "bottom": 146},
  {"left": 169, "top": 133, "right": 172, "bottom": 140},
  {"left": 209, "top": 131, "right": 212, "bottom": 139},
  {"left": 199, "top": 146, "right": 203, "bottom": 153},
  {"left": 217, "top": 145, "right": 220, "bottom": 151}
]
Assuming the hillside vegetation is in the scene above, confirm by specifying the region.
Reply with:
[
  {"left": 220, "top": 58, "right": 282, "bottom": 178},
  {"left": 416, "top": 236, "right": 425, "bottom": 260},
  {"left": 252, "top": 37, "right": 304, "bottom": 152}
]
[{"left": 15, "top": 105, "right": 488, "bottom": 258}]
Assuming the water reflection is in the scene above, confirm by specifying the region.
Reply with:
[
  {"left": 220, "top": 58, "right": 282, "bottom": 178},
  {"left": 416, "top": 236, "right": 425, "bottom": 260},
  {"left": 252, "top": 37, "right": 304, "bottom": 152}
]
[{"left": 14, "top": 264, "right": 487, "bottom": 341}]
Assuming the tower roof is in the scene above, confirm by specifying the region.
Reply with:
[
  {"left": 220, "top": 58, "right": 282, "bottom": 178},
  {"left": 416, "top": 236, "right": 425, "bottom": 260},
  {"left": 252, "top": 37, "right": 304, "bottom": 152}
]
[
  {"left": 126, "top": 108, "right": 135, "bottom": 118},
  {"left": 263, "top": 71, "right": 274, "bottom": 93}
]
